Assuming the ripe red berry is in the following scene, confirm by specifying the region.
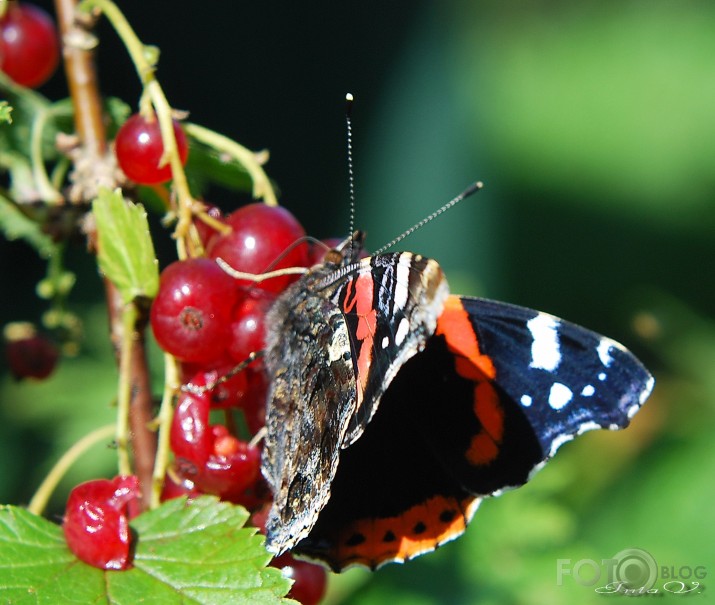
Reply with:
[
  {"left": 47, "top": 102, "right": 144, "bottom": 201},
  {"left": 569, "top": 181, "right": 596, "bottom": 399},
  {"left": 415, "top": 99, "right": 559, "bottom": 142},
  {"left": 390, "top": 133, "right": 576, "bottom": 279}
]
[
  {"left": 0, "top": 3, "right": 59, "bottom": 88},
  {"left": 160, "top": 475, "right": 199, "bottom": 502},
  {"left": 206, "top": 203, "right": 310, "bottom": 294},
  {"left": 115, "top": 113, "right": 189, "bottom": 184},
  {"left": 196, "top": 438, "right": 262, "bottom": 501},
  {"left": 150, "top": 258, "right": 239, "bottom": 364},
  {"left": 170, "top": 389, "right": 211, "bottom": 474},
  {"left": 5, "top": 331, "right": 59, "bottom": 380},
  {"left": 182, "top": 363, "right": 250, "bottom": 409},
  {"left": 273, "top": 553, "right": 328, "bottom": 605},
  {"left": 63, "top": 476, "right": 140, "bottom": 571},
  {"left": 227, "top": 287, "right": 275, "bottom": 364}
]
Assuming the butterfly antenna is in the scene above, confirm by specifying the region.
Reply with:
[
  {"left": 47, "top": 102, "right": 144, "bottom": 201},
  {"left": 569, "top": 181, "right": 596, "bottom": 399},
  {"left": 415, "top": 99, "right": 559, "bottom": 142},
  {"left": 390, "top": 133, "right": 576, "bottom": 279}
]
[
  {"left": 372, "top": 181, "right": 484, "bottom": 256},
  {"left": 345, "top": 93, "right": 356, "bottom": 257}
]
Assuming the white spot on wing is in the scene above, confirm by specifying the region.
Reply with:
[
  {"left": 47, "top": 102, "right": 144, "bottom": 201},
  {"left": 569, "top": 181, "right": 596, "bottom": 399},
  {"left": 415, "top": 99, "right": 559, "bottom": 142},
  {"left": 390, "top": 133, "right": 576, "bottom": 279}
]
[
  {"left": 520, "top": 394, "right": 533, "bottom": 407},
  {"left": 393, "top": 254, "right": 412, "bottom": 312},
  {"left": 527, "top": 313, "right": 561, "bottom": 371},
  {"left": 581, "top": 384, "right": 595, "bottom": 397},
  {"left": 381, "top": 336, "right": 390, "bottom": 349},
  {"left": 548, "top": 382, "right": 573, "bottom": 410},
  {"left": 598, "top": 372, "right": 607, "bottom": 381},
  {"left": 597, "top": 338, "right": 616, "bottom": 367},
  {"left": 394, "top": 317, "right": 410, "bottom": 345}
]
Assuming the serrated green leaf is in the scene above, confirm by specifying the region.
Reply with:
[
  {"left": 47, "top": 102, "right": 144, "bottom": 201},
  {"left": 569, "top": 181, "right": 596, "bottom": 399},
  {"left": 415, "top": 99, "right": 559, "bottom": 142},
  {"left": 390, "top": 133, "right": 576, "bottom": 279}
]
[
  {"left": 92, "top": 188, "right": 159, "bottom": 303},
  {"left": 0, "top": 497, "right": 293, "bottom": 604},
  {"left": 0, "top": 191, "right": 55, "bottom": 256}
]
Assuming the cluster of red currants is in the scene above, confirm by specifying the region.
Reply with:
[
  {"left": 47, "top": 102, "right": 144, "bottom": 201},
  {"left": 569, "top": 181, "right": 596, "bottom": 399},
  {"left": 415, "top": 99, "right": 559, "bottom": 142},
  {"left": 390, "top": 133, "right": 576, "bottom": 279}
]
[{"left": 62, "top": 115, "right": 328, "bottom": 603}]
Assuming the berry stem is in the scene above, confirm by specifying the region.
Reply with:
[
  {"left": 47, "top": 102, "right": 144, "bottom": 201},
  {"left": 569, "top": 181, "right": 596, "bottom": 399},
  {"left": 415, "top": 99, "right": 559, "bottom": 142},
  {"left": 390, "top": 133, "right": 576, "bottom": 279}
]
[
  {"left": 215, "top": 258, "right": 309, "bottom": 282},
  {"left": 150, "top": 353, "right": 180, "bottom": 509},
  {"left": 27, "top": 424, "right": 115, "bottom": 516},
  {"left": 77, "top": 0, "right": 195, "bottom": 259},
  {"left": 115, "top": 303, "right": 137, "bottom": 477},
  {"left": 30, "top": 104, "right": 64, "bottom": 203},
  {"left": 184, "top": 122, "right": 278, "bottom": 207}
]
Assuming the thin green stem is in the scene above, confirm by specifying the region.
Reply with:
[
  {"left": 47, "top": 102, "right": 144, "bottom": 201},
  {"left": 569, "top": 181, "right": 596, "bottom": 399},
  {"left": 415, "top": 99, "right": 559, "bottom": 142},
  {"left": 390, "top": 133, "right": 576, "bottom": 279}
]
[
  {"left": 116, "top": 303, "right": 137, "bottom": 476},
  {"left": 27, "top": 424, "right": 115, "bottom": 516},
  {"left": 185, "top": 122, "right": 278, "bottom": 207},
  {"left": 150, "top": 353, "right": 180, "bottom": 509},
  {"left": 77, "top": 0, "right": 194, "bottom": 258},
  {"left": 30, "top": 107, "right": 64, "bottom": 203}
]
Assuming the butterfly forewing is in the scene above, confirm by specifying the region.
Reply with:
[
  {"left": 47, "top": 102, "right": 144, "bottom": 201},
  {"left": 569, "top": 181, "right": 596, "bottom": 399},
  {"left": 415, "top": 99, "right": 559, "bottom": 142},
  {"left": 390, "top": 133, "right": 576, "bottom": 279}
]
[
  {"left": 447, "top": 296, "right": 654, "bottom": 461},
  {"left": 330, "top": 252, "right": 448, "bottom": 446},
  {"left": 263, "top": 251, "right": 449, "bottom": 555}
]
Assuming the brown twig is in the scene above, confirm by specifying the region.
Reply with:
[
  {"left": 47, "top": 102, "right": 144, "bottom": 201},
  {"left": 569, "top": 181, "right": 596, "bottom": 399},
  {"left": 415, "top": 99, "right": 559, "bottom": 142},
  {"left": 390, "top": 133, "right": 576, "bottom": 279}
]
[
  {"left": 55, "top": 0, "right": 156, "bottom": 510},
  {"left": 54, "top": 0, "right": 105, "bottom": 157}
]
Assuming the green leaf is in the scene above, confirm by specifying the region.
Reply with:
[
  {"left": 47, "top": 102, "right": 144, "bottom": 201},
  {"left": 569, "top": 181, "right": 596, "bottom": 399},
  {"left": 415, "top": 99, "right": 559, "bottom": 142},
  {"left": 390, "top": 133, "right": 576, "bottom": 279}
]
[
  {"left": 0, "top": 497, "right": 293, "bottom": 604},
  {"left": 92, "top": 188, "right": 159, "bottom": 303},
  {"left": 0, "top": 101, "right": 12, "bottom": 124},
  {"left": 184, "top": 139, "right": 254, "bottom": 196},
  {"left": 0, "top": 190, "right": 55, "bottom": 256}
]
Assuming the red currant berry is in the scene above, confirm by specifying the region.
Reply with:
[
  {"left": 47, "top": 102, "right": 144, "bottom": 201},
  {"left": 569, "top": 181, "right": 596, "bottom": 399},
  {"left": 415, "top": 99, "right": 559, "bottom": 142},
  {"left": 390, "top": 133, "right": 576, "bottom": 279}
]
[
  {"left": 206, "top": 203, "right": 309, "bottom": 294},
  {"left": 273, "top": 553, "right": 328, "bottom": 605},
  {"left": 160, "top": 475, "right": 199, "bottom": 502},
  {"left": 114, "top": 113, "right": 189, "bottom": 185},
  {"left": 227, "top": 288, "right": 275, "bottom": 364},
  {"left": 151, "top": 258, "right": 239, "bottom": 364},
  {"left": 182, "top": 364, "right": 250, "bottom": 409},
  {"left": 170, "top": 389, "right": 211, "bottom": 473},
  {"left": 0, "top": 3, "right": 59, "bottom": 88},
  {"left": 196, "top": 439, "right": 261, "bottom": 501},
  {"left": 5, "top": 330, "right": 59, "bottom": 380},
  {"left": 63, "top": 476, "right": 140, "bottom": 571}
]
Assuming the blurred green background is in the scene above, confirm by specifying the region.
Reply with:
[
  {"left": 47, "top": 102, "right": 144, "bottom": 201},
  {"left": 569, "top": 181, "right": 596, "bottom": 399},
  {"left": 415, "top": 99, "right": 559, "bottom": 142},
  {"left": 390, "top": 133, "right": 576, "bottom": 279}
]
[{"left": 1, "top": 1, "right": 714, "bottom": 603}]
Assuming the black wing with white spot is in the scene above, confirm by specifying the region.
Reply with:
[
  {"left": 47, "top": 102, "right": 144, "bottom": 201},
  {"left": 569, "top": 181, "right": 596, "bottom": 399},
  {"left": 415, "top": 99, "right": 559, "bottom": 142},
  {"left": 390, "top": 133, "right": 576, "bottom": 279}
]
[{"left": 460, "top": 297, "right": 654, "bottom": 458}]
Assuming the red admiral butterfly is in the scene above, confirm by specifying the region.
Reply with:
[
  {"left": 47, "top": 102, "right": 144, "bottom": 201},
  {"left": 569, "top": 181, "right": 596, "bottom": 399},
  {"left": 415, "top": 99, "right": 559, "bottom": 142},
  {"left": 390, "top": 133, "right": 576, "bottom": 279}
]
[{"left": 261, "top": 211, "right": 653, "bottom": 573}]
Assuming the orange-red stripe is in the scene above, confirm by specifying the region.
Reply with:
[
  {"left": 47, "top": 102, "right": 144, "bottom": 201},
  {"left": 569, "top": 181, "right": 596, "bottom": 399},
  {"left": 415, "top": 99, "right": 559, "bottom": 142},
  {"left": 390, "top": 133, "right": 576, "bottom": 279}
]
[
  {"left": 436, "top": 296, "right": 504, "bottom": 467},
  {"left": 343, "top": 273, "right": 377, "bottom": 406},
  {"left": 329, "top": 494, "right": 479, "bottom": 570},
  {"left": 435, "top": 296, "right": 496, "bottom": 380}
]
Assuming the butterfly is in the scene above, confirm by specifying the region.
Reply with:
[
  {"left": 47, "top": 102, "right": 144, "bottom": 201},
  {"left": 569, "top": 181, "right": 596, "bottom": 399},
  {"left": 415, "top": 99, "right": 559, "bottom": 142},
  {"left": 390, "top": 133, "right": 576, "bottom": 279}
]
[{"left": 258, "top": 229, "right": 653, "bottom": 572}]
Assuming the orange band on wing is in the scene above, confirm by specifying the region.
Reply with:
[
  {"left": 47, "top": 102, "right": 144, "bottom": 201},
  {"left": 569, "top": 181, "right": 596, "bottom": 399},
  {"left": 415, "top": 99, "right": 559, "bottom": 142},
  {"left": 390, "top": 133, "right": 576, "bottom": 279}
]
[
  {"left": 344, "top": 273, "right": 378, "bottom": 406},
  {"left": 436, "top": 296, "right": 504, "bottom": 467},
  {"left": 435, "top": 296, "right": 496, "bottom": 380},
  {"left": 328, "top": 494, "right": 480, "bottom": 570}
]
